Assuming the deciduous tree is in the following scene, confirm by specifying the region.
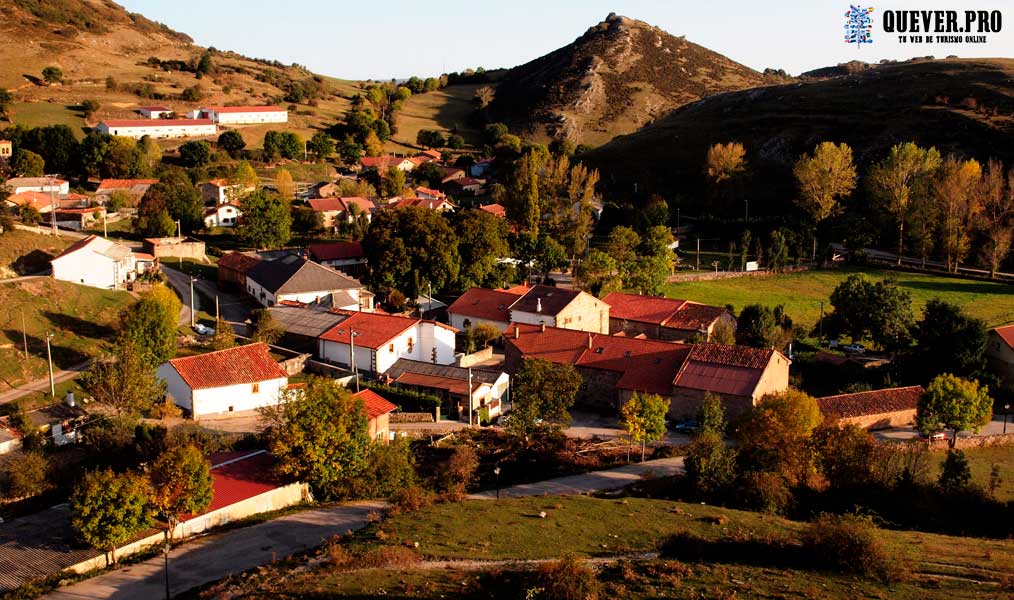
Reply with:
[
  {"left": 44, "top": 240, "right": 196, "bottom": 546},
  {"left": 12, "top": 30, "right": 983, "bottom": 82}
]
[
  {"left": 364, "top": 206, "right": 459, "bottom": 298},
  {"left": 620, "top": 392, "right": 671, "bottom": 462},
  {"left": 454, "top": 209, "right": 510, "bottom": 289},
  {"left": 917, "top": 374, "right": 992, "bottom": 448},
  {"left": 867, "top": 142, "right": 941, "bottom": 265},
  {"left": 118, "top": 285, "right": 181, "bottom": 367},
  {"left": 274, "top": 168, "right": 295, "bottom": 200},
  {"left": 934, "top": 155, "right": 982, "bottom": 272},
  {"left": 977, "top": 159, "right": 1014, "bottom": 278},
  {"left": 217, "top": 130, "right": 246, "bottom": 158},
  {"left": 82, "top": 340, "right": 168, "bottom": 416},
  {"left": 307, "top": 131, "right": 335, "bottom": 162},
  {"left": 178, "top": 140, "right": 211, "bottom": 168},
  {"left": 148, "top": 445, "right": 213, "bottom": 541},
  {"left": 506, "top": 358, "right": 582, "bottom": 438},
  {"left": 70, "top": 469, "right": 152, "bottom": 565},
  {"left": 793, "top": 142, "right": 856, "bottom": 224},
  {"left": 239, "top": 190, "right": 291, "bottom": 249},
  {"left": 736, "top": 304, "right": 793, "bottom": 351}
]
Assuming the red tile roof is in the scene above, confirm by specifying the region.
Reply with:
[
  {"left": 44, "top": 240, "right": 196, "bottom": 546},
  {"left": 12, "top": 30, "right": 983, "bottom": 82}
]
[
  {"left": 395, "top": 197, "right": 454, "bottom": 210},
  {"left": 415, "top": 186, "right": 445, "bottom": 198},
  {"left": 994, "top": 325, "right": 1014, "bottom": 350},
  {"left": 670, "top": 303, "right": 729, "bottom": 331},
  {"left": 341, "top": 196, "right": 375, "bottom": 213},
  {"left": 217, "top": 251, "right": 262, "bottom": 274},
  {"left": 209, "top": 105, "right": 286, "bottom": 113},
  {"left": 816, "top": 386, "right": 924, "bottom": 418},
  {"left": 165, "top": 343, "right": 288, "bottom": 390},
  {"left": 673, "top": 344, "right": 779, "bottom": 397},
  {"left": 603, "top": 292, "right": 688, "bottom": 325},
  {"left": 96, "top": 179, "right": 160, "bottom": 191},
  {"left": 101, "top": 119, "right": 214, "bottom": 127},
  {"left": 308, "top": 197, "right": 344, "bottom": 212},
  {"left": 353, "top": 389, "right": 398, "bottom": 419},
  {"left": 201, "top": 451, "right": 284, "bottom": 515},
  {"left": 448, "top": 288, "right": 525, "bottom": 323},
  {"left": 319, "top": 312, "right": 419, "bottom": 349},
  {"left": 416, "top": 149, "right": 442, "bottom": 160},
  {"left": 361, "top": 156, "right": 411, "bottom": 169},
  {"left": 5, "top": 191, "right": 54, "bottom": 210},
  {"left": 309, "top": 241, "right": 365, "bottom": 261},
  {"left": 510, "top": 285, "right": 583, "bottom": 316},
  {"left": 479, "top": 203, "right": 506, "bottom": 217}
]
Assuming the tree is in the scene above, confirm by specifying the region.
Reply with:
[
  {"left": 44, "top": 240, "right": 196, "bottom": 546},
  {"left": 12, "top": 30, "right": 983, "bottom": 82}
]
[
  {"left": 232, "top": 160, "right": 258, "bottom": 189},
  {"left": 827, "top": 274, "right": 914, "bottom": 352},
  {"left": 13, "top": 149, "right": 44, "bottom": 176},
  {"left": 809, "top": 423, "right": 880, "bottom": 490},
  {"left": 934, "top": 155, "right": 982, "bottom": 273},
  {"left": 118, "top": 285, "right": 181, "bottom": 367},
  {"left": 736, "top": 304, "right": 793, "bottom": 351},
  {"left": 261, "top": 377, "right": 371, "bottom": 499},
  {"left": 867, "top": 142, "right": 941, "bottom": 265},
  {"left": 217, "top": 130, "right": 246, "bottom": 158},
  {"left": 446, "top": 134, "right": 465, "bottom": 150},
  {"left": 42, "top": 66, "right": 63, "bottom": 84},
  {"left": 148, "top": 445, "right": 213, "bottom": 541},
  {"left": 792, "top": 141, "right": 856, "bottom": 224},
  {"left": 307, "top": 131, "right": 335, "bottom": 162},
  {"left": 697, "top": 392, "right": 727, "bottom": 439},
  {"left": 178, "top": 140, "right": 211, "bottom": 168},
  {"left": 939, "top": 450, "right": 972, "bottom": 492},
  {"left": 463, "top": 323, "right": 502, "bottom": 353},
  {"left": 278, "top": 132, "right": 303, "bottom": 160},
  {"left": 239, "top": 191, "right": 291, "bottom": 249},
  {"left": 576, "top": 249, "right": 618, "bottom": 295},
  {"left": 620, "top": 392, "right": 671, "bottom": 462},
  {"left": 606, "top": 226, "right": 640, "bottom": 275},
  {"left": 977, "top": 159, "right": 1014, "bottom": 278},
  {"left": 380, "top": 166, "right": 405, "bottom": 198},
  {"left": 706, "top": 142, "right": 748, "bottom": 215},
  {"left": 474, "top": 86, "right": 495, "bottom": 109},
  {"left": 364, "top": 206, "right": 459, "bottom": 298},
  {"left": 20, "top": 124, "right": 79, "bottom": 174},
  {"left": 363, "top": 130, "right": 383, "bottom": 157},
  {"left": 0, "top": 88, "right": 12, "bottom": 117},
  {"left": 250, "top": 308, "right": 283, "bottom": 344},
  {"left": 137, "top": 169, "right": 203, "bottom": 233},
  {"left": 454, "top": 209, "right": 510, "bottom": 289},
  {"left": 181, "top": 84, "right": 203, "bottom": 102},
  {"left": 70, "top": 469, "right": 152, "bottom": 565},
  {"left": 534, "top": 234, "right": 567, "bottom": 279},
  {"left": 506, "top": 358, "right": 581, "bottom": 438},
  {"left": 80, "top": 99, "right": 100, "bottom": 120},
  {"left": 18, "top": 204, "right": 41, "bottom": 226},
  {"left": 2, "top": 451, "right": 48, "bottom": 499},
  {"left": 912, "top": 301, "right": 987, "bottom": 383},
  {"left": 209, "top": 317, "right": 235, "bottom": 350},
  {"left": 416, "top": 129, "right": 445, "bottom": 149},
  {"left": 262, "top": 130, "right": 282, "bottom": 162},
  {"left": 338, "top": 136, "right": 363, "bottom": 164},
  {"left": 736, "top": 389, "right": 822, "bottom": 483},
  {"left": 625, "top": 254, "right": 671, "bottom": 296},
  {"left": 81, "top": 340, "right": 168, "bottom": 416},
  {"left": 917, "top": 374, "right": 992, "bottom": 448},
  {"left": 275, "top": 168, "right": 295, "bottom": 200}
]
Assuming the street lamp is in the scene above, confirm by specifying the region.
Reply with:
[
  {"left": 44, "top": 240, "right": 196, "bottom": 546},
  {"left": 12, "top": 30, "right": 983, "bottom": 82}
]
[
  {"left": 45, "top": 332, "right": 55, "bottom": 398},
  {"left": 494, "top": 465, "right": 501, "bottom": 500},
  {"left": 163, "top": 541, "right": 171, "bottom": 600},
  {"left": 1004, "top": 404, "right": 1010, "bottom": 435}
]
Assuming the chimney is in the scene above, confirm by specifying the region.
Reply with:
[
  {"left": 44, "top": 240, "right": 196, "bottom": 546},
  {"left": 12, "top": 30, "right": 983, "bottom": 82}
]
[
  {"left": 536, "top": 298, "right": 542, "bottom": 313},
  {"left": 540, "top": 322, "right": 546, "bottom": 333},
  {"left": 514, "top": 325, "right": 520, "bottom": 339},
  {"left": 587, "top": 333, "right": 593, "bottom": 349}
]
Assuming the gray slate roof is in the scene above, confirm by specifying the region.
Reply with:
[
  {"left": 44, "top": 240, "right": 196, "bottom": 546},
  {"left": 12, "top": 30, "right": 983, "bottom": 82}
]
[
  {"left": 386, "top": 358, "right": 504, "bottom": 385},
  {"left": 247, "top": 255, "right": 362, "bottom": 295},
  {"left": 267, "top": 305, "right": 348, "bottom": 337}
]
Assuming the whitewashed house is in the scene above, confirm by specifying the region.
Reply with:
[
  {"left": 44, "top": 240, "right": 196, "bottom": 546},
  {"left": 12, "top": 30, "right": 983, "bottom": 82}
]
[
  {"left": 318, "top": 312, "right": 457, "bottom": 376},
  {"left": 96, "top": 119, "right": 217, "bottom": 139},
  {"left": 194, "top": 106, "right": 288, "bottom": 125},
  {"left": 137, "top": 106, "right": 172, "bottom": 119},
  {"left": 156, "top": 343, "right": 289, "bottom": 417},
  {"left": 50, "top": 235, "right": 143, "bottom": 289},
  {"left": 448, "top": 286, "right": 529, "bottom": 332},
  {"left": 95, "top": 178, "right": 159, "bottom": 205},
  {"left": 4, "top": 177, "right": 69, "bottom": 195},
  {"left": 245, "top": 254, "right": 373, "bottom": 309},
  {"left": 384, "top": 359, "right": 510, "bottom": 422},
  {"left": 204, "top": 203, "right": 242, "bottom": 228}
]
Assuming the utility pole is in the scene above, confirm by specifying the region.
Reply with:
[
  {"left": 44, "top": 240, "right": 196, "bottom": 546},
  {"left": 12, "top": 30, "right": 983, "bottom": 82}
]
[
  {"left": 349, "top": 328, "right": 360, "bottom": 392},
  {"left": 50, "top": 178, "right": 57, "bottom": 236},
  {"left": 819, "top": 301, "right": 825, "bottom": 346},
  {"left": 215, "top": 295, "right": 219, "bottom": 320},
  {"left": 696, "top": 238, "right": 701, "bottom": 271},
  {"left": 812, "top": 237, "right": 817, "bottom": 261},
  {"left": 45, "top": 332, "right": 55, "bottom": 397},
  {"left": 103, "top": 213, "right": 108, "bottom": 238},
  {"left": 744, "top": 198, "right": 749, "bottom": 222},
  {"left": 20, "top": 309, "right": 28, "bottom": 361},
  {"left": 189, "top": 277, "right": 196, "bottom": 328},
  {"left": 467, "top": 368, "right": 474, "bottom": 427}
]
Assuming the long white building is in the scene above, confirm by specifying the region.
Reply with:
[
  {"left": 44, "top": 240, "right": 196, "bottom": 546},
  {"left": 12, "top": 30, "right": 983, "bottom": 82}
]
[
  {"left": 194, "top": 106, "right": 288, "bottom": 125},
  {"left": 96, "top": 119, "right": 216, "bottom": 139}
]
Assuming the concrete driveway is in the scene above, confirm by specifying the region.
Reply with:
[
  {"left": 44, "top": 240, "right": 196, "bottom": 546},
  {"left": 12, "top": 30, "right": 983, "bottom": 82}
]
[
  {"left": 43, "top": 501, "right": 386, "bottom": 600},
  {"left": 873, "top": 413, "right": 1013, "bottom": 442},
  {"left": 468, "top": 456, "right": 684, "bottom": 499},
  {"left": 566, "top": 411, "right": 694, "bottom": 446}
]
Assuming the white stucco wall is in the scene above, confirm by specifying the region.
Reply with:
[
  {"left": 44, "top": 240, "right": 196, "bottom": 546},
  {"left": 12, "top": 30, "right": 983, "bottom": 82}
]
[
  {"left": 97, "top": 122, "right": 217, "bottom": 139},
  {"left": 448, "top": 313, "right": 509, "bottom": 333},
  {"left": 191, "top": 377, "right": 289, "bottom": 416},
  {"left": 509, "top": 310, "right": 557, "bottom": 328},
  {"left": 213, "top": 110, "right": 288, "bottom": 124},
  {"left": 157, "top": 363, "right": 194, "bottom": 411},
  {"left": 52, "top": 252, "right": 123, "bottom": 289},
  {"left": 318, "top": 322, "right": 456, "bottom": 375}
]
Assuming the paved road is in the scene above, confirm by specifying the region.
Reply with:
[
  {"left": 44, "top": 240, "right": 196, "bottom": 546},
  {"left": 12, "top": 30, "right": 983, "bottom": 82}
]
[
  {"left": 467, "top": 456, "right": 685, "bottom": 500},
  {"left": 161, "top": 265, "right": 254, "bottom": 332},
  {"left": 43, "top": 501, "right": 387, "bottom": 600},
  {"left": 0, "top": 360, "right": 91, "bottom": 405}
]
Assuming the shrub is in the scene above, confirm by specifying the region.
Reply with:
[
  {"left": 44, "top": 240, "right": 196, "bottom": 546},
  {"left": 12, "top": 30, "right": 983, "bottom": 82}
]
[
  {"left": 537, "top": 555, "right": 600, "bottom": 600},
  {"left": 938, "top": 449, "right": 972, "bottom": 492},
  {"left": 736, "top": 471, "right": 792, "bottom": 515},
  {"left": 347, "top": 438, "right": 417, "bottom": 499},
  {"left": 361, "top": 381, "right": 440, "bottom": 413},
  {"left": 801, "top": 513, "right": 899, "bottom": 581},
  {"left": 359, "top": 545, "right": 421, "bottom": 569},
  {"left": 391, "top": 484, "right": 434, "bottom": 512},
  {"left": 2, "top": 451, "right": 50, "bottom": 499},
  {"left": 440, "top": 445, "right": 478, "bottom": 497}
]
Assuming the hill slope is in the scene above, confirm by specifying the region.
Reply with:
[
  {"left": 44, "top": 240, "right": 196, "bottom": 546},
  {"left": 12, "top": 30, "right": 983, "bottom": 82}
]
[
  {"left": 489, "top": 13, "right": 770, "bottom": 146},
  {"left": 0, "top": 0, "right": 358, "bottom": 143},
  {"left": 585, "top": 58, "right": 1014, "bottom": 210}
]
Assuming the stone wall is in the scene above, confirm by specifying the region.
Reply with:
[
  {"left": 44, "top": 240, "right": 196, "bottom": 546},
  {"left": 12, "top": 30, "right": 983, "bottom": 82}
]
[
  {"left": 667, "top": 266, "right": 810, "bottom": 283},
  {"left": 838, "top": 409, "right": 915, "bottom": 430},
  {"left": 930, "top": 431, "right": 1014, "bottom": 451},
  {"left": 668, "top": 387, "right": 753, "bottom": 421},
  {"left": 279, "top": 353, "right": 310, "bottom": 376},
  {"left": 457, "top": 346, "right": 493, "bottom": 368}
]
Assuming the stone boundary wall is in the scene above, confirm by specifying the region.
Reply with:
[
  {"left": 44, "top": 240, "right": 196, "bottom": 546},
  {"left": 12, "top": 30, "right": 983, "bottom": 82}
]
[
  {"left": 667, "top": 266, "right": 811, "bottom": 283},
  {"left": 391, "top": 413, "right": 435, "bottom": 424},
  {"left": 929, "top": 431, "right": 1014, "bottom": 451}
]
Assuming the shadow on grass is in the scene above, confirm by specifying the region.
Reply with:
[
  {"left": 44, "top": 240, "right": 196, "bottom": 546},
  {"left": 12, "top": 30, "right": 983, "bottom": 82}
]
[
  {"left": 3, "top": 330, "right": 91, "bottom": 369},
  {"left": 11, "top": 249, "right": 58, "bottom": 275},
  {"left": 896, "top": 279, "right": 1014, "bottom": 296},
  {"left": 660, "top": 531, "right": 805, "bottom": 568},
  {"left": 42, "top": 311, "right": 115, "bottom": 339}
]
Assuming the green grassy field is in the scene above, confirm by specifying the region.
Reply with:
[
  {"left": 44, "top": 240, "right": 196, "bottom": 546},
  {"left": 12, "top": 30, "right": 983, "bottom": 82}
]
[
  {"left": 9, "top": 102, "right": 86, "bottom": 138},
  {"left": 386, "top": 83, "right": 485, "bottom": 153},
  {"left": 0, "top": 279, "right": 133, "bottom": 390},
  {"left": 665, "top": 267, "right": 1014, "bottom": 331},
  {"left": 937, "top": 445, "right": 1014, "bottom": 501},
  {"left": 0, "top": 230, "right": 72, "bottom": 278},
  {"left": 211, "top": 495, "right": 1014, "bottom": 599}
]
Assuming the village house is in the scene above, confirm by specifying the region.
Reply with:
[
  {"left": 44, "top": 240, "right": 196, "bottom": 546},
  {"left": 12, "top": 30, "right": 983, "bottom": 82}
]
[
  {"left": 444, "top": 177, "right": 484, "bottom": 196},
  {"left": 143, "top": 236, "right": 206, "bottom": 260},
  {"left": 318, "top": 312, "right": 457, "bottom": 376},
  {"left": 439, "top": 166, "right": 467, "bottom": 183},
  {"left": 415, "top": 149, "right": 442, "bottom": 162},
  {"left": 360, "top": 156, "right": 416, "bottom": 172},
  {"left": 245, "top": 254, "right": 373, "bottom": 309},
  {"left": 415, "top": 187, "right": 446, "bottom": 200},
  {"left": 204, "top": 203, "right": 243, "bottom": 228},
  {"left": 308, "top": 196, "right": 376, "bottom": 229},
  {"left": 217, "top": 251, "right": 261, "bottom": 290},
  {"left": 266, "top": 304, "right": 349, "bottom": 356},
  {"left": 510, "top": 285, "right": 610, "bottom": 334},
  {"left": 816, "top": 386, "right": 924, "bottom": 430},
  {"left": 384, "top": 359, "right": 509, "bottom": 423},
  {"left": 503, "top": 323, "right": 789, "bottom": 419},
  {"left": 392, "top": 196, "right": 456, "bottom": 212},
  {"left": 448, "top": 286, "right": 529, "bottom": 332},
  {"left": 137, "top": 105, "right": 172, "bottom": 119},
  {"left": 0, "top": 139, "right": 11, "bottom": 159},
  {"left": 201, "top": 178, "right": 253, "bottom": 205},
  {"left": 602, "top": 292, "right": 735, "bottom": 342},
  {"left": 4, "top": 177, "right": 69, "bottom": 195},
  {"left": 50, "top": 206, "right": 105, "bottom": 230},
  {"left": 4, "top": 191, "right": 57, "bottom": 213},
  {"left": 308, "top": 241, "right": 367, "bottom": 277},
  {"left": 95, "top": 178, "right": 159, "bottom": 206},
  {"left": 308, "top": 181, "right": 340, "bottom": 199},
  {"left": 987, "top": 325, "right": 1014, "bottom": 386},
  {"left": 96, "top": 119, "right": 217, "bottom": 139},
  {"left": 157, "top": 343, "right": 289, "bottom": 417},
  {"left": 352, "top": 389, "right": 398, "bottom": 442},
  {"left": 194, "top": 106, "right": 288, "bottom": 125},
  {"left": 50, "top": 235, "right": 149, "bottom": 289},
  {"left": 479, "top": 203, "right": 507, "bottom": 218}
]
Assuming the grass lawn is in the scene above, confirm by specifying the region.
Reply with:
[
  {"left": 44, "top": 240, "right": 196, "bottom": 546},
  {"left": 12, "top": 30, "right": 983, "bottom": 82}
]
[
  {"left": 936, "top": 445, "right": 1014, "bottom": 501},
  {"left": 665, "top": 267, "right": 1014, "bottom": 330},
  {"left": 9, "top": 102, "right": 86, "bottom": 138},
  {"left": 0, "top": 230, "right": 72, "bottom": 278},
  {"left": 166, "top": 257, "right": 218, "bottom": 281},
  {"left": 386, "top": 83, "right": 485, "bottom": 153},
  {"left": 0, "top": 279, "right": 133, "bottom": 390},
  {"left": 216, "top": 495, "right": 1014, "bottom": 599}
]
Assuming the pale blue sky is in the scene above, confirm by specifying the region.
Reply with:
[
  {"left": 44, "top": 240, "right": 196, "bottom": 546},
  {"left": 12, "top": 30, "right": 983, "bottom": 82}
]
[{"left": 120, "top": 0, "right": 1013, "bottom": 80}]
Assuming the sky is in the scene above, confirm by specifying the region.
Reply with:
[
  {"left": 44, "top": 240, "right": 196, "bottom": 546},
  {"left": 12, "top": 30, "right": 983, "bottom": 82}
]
[{"left": 119, "top": 0, "right": 1014, "bottom": 80}]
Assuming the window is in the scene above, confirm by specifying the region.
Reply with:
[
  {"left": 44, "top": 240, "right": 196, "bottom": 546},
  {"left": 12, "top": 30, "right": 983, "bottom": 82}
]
[
  {"left": 252, "top": 383, "right": 260, "bottom": 393},
  {"left": 389, "top": 343, "right": 395, "bottom": 353}
]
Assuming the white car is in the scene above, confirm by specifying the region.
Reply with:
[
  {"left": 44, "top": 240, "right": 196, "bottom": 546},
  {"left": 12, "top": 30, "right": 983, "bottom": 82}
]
[
  {"left": 841, "top": 343, "right": 866, "bottom": 354},
  {"left": 193, "top": 323, "right": 215, "bottom": 336}
]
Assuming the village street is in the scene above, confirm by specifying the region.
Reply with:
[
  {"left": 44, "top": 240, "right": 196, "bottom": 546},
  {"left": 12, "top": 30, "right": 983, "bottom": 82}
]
[
  {"left": 161, "top": 265, "right": 253, "bottom": 333},
  {"left": 42, "top": 458, "right": 685, "bottom": 599}
]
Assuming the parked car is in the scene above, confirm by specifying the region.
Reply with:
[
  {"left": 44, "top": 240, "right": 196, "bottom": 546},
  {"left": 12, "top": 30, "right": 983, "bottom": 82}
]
[
  {"left": 919, "top": 431, "right": 947, "bottom": 442},
  {"left": 672, "top": 420, "right": 699, "bottom": 434},
  {"left": 841, "top": 343, "right": 866, "bottom": 354},
  {"left": 193, "top": 323, "right": 214, "bottom": 336}
]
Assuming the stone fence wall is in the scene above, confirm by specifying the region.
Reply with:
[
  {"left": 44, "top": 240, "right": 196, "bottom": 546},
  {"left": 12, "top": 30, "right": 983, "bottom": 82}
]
[
  {"left": 929, "top": 431, "right": 1014, "bottom": 451},
  {"left": 667, "top": 265, "right": 811, "bottom": 283}
]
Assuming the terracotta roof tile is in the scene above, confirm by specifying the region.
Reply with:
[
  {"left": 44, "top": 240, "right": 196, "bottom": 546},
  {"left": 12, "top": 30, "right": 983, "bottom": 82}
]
[
  {"left": 166, "top": 343, "right": 287, "bottom": 390},
  {"left": 994, "top": 325, "right": 1014, "bottom": 350},
  {"left": 817, "top": 386, "right": 924, "bottom": 418},
  {"left": 352, "top": 389, "right": 398, "bottom": 419},
  {"left": 218, "top": 251, "right": 262, "bottom": 274},
  {"left": 510, "top": 285, "right": 583, "bottom": 316},
  {"left": 319, "top": 312, "right": 420, "bottom": 349},
  {"left": 308, "top": 197, "right": 345, "bottom": 212},
  {"left": 448, "top": 288, "right": 524, "bottom": 323},
  {"left": 309, "top": 241, "right": 365, "bottom": 261},
  {"left": 479, "top": 203, "right": 506, "bottom": 217}
]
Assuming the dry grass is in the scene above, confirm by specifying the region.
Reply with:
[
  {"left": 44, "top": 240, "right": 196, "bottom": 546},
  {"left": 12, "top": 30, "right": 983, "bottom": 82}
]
[
  {"left": 0, "top": 230, "right": 72, "bottom": 278},
  {"left": 386, "top": 83, "right": 485, "bottom": 153}
]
